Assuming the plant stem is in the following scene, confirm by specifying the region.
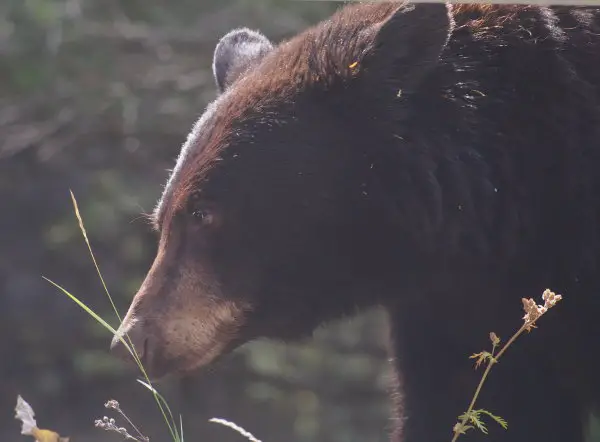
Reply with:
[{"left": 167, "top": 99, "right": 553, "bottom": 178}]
[
  {"left": 117, "top": 407, "right": 149, "bottom": 442},
  {"left": 451, "top": 323, "right": 530, "bottom": 442}
]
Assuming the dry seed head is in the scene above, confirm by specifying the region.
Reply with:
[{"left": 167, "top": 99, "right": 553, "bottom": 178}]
[
  {"left": 521, "top": 289, "right": 563, "bottom": 331},
  {"left": 542, "top": 289, "right": 562, "bottom": 309},
  {"left": 105, "top": 400, "right": 120, "bottom": 410},
  {"left": 522, "top": 298, "right": 545, "bottom": 330},
  {"left": 95, "top": 417, "right": 137, "bottom": 440}
]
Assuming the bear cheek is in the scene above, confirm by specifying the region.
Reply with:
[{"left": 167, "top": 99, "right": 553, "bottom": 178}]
[
  {"left": 159, "top": 297, "right": 249, "bottom": 372},
  {"left": 156, "top": 265, "right": 251, "bottom": 367},
  {"left": 113, "top": 244, "right": 251, "bottom": 377}
]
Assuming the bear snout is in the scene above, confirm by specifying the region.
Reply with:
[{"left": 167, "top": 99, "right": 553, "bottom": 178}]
[{"left": 110, "top": 320, "right": 151, "bottom": 370}]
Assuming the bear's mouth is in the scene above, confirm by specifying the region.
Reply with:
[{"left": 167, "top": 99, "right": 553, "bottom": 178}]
[
  {"left": 130, "top": 338, "right": 169, "bottom": 382},
  {"left": 144, "top": 343, "right": 173, "bottom": 382},
  {"left": 138, "top": 348, "right": 186, "bottom": 382},
  {"left": 112, "top": 304, "right": 252, "bottom": 381}
]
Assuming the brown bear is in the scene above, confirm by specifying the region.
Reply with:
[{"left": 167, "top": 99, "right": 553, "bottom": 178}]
[{"left": 111, "top": 2, "right": 600, "bottom": 442}]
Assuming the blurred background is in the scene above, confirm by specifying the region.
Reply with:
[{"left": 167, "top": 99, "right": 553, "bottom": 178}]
[{"left": 0, "top": 1, "right": 395, "bottom": 441}]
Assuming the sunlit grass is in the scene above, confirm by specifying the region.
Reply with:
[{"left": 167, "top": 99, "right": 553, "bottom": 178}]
[{"left": 44, "top": 191, "right": 184, "bottom": 442}]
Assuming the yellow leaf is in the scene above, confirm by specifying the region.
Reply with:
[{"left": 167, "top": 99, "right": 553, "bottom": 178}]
[
  {"left": 15, "top": 395, "right": 69, "bottom": 442},
  {"left": 32, "top": 428, "right": 65, "bottom": 442}
]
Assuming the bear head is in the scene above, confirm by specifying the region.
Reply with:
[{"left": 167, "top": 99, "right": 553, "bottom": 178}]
[{"left": 111, "top": 1, "right": 454, "bottom": 380}]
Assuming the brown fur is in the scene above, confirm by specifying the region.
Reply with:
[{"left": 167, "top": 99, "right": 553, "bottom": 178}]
[
  {"left": 114, "top": 223, "right": 251, "bottom": 377},
  {"left": 166, "top": 2, "right": 420, "bottom": 216},
  {"left": 113, "top": 3, "right": 600, "bottom": 442},
  {"left": 165, "top": 2, "right": 556, "bottom": 218}
]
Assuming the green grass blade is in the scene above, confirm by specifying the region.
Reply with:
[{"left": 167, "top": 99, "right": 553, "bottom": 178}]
[
  {"left": 43, "top": 276, "right": 119, "bottom": 336},
  {"left": 137, "top": 379, "right": 180, "bottom": 441},
  {"left": 47, "top": 191, "right": 185, "bottom": 442},
  {"left": 180, "top": 414, "right": 184, "bottom": 442},
  {"left": 47, "top": 271, "right": 180, "bottom": 441},
  {"left": 69, "top": 190, "right": 124, "bottom": 324}
]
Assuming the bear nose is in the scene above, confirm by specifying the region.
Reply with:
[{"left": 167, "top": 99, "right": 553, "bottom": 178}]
[{"left": 110, "top": 322, "right": 149, "bottom": 366}]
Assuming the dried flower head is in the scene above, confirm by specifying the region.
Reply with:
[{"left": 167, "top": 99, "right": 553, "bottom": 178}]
[
  {"left": 542, "top": 289, "right": 562, "bottom": 309},
  {"left": 489, "top": 332, "right": 500, "bottom": 346},
  {"left": 105, "top": 400, "right": 120, "bottom": 410},
  {"left": 95, "top": 416, "right": 132, "bottom": 438},
  {"left": 95, "top": 416, "right": 144, "bottom": 441},
  {"left": 95, "top": 400, "right": 149, "bottom": 442},
  {"left": 522, "top": 289, "right": 563, "bottom": 331}
]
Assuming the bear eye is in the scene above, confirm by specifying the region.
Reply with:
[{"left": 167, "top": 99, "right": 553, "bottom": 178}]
[
  {"left": 187, "top": 192, "right": 217, "bottom": 226},
  {"left": 191, "top": 208, "right": 214, "bottom": 225}
]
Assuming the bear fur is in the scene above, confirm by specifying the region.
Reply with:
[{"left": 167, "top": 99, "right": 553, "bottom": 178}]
[{"left": 112, "top": 3, "right": 600, "bottom": 442}]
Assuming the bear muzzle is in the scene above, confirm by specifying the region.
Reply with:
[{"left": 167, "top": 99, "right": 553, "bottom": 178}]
[{"left": 110, "top": 319, "right": 169, "bottom": 380}]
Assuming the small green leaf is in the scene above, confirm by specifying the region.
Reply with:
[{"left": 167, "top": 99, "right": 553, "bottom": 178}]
[
  {"left": 469, "top": 410, "right": 488, "bottom": 434},
  {"left": 469, "top": 351, "right": 495, "bottom": 369},
  {"left": 478, "top": 409, "right": 508, "bottom": 430}
]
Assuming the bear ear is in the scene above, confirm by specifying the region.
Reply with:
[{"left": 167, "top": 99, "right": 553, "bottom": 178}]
[
  {"left": 365, "top": 2, "right": 454, "bottom": 90},
  {"left": 212, "top": 28, "right": 274, "bottom": 94}
]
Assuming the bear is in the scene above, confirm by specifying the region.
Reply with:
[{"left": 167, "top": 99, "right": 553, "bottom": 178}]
[{"left": 110, "top": 2, "right": 600, "bottom": 442}]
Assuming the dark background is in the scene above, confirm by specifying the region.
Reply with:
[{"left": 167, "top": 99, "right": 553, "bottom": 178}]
[{"left": 1, "top": 1, "right": 598, "bottom": 442}]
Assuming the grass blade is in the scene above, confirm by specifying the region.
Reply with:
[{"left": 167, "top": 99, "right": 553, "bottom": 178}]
[{"left": 44, "top": 191, "right": 184, "bottom": 442}]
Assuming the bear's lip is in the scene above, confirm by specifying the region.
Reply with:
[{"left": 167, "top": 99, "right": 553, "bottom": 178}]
[
  {"left": 140, "top": 353, "right": 199, "bottom": 382},
  {"left": 141, "top": 365, "right": 169, "bottom": 383},
  {"left": 141, "top": 341, "right": 235, "bottom": 382},
  {"left": 130, "top": 324, "right": 251, "bottom": 381},
  {"left": 137, "top": 348, "right": 171, "bottom": 382}
]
